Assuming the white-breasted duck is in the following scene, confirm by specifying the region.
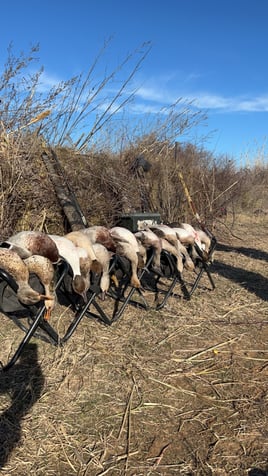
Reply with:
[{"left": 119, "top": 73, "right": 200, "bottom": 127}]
[
  {"left": 109, "top": 226, "right": 144, "bottom": 288},
  {"left": 49, "top": 234, "right": 87, "bottom": 299},
  {"left": 4, "top": 231, "right": 60, "bottom": 263},
  {"left": 64, "top": 230, "right": 102, "bottom": 274},
  {"left": 135, "top": 228, "right": 163, "bottom": 274},
  {"left": 149, "top": 224, "right": 194, "bottom": 271}
]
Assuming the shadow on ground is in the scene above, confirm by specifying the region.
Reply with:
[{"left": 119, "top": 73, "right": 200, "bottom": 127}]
[
  {"left": 0, "top": 343, "right": 44, "bottom": 469},
  {"left": 217, "top": 242, "right": 268, "bottom": 262},
  {"left": 213, "top": 259, "right": 268, "bottom": 301},
  {"left": 248, "top": 468, "right": 268, "bottom": 476}
]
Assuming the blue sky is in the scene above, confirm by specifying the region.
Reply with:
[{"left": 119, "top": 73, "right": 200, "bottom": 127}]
[{"left": 1, "top": 0, "right": 268, "bottom": 165}]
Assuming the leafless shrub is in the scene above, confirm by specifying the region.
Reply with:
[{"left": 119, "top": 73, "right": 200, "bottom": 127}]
[{"left": 1, "top": 44, "right": 267, "bottom": 238}]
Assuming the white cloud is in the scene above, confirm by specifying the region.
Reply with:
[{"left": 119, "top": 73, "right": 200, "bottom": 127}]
[
  {"left": 190, "top": 94, "right": 233, "bottom": 109},
  {"left": 35, "top": 69, "right": 268, "bottom": 115},
  {"left": 37, "top": 71, "right": 63, "bottom": 93},
  {"left": 135, "top": 86, "right": 166, "bottom": 103},
  {"left": 134, "top": 82, "right": 268, "bottom": 113},
  {"left": 127, "top": 70, "right": 268, "bottom": 113},
  {"left": 232, "top": 95, "right": 268, "bottom": 112},
  {"left": 130, "top": 102, "right": 163, "bottom": 114}
]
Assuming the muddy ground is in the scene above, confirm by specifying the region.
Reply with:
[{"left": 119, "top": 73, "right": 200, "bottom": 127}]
[{"left": 0, "top": 216, "right": 267, "bottom": 475}]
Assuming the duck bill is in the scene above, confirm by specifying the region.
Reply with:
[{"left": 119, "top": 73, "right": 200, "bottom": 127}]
[
  {"left": 110, "top": 274, "right": 119, "bottom": 287},
  {"left": 100, "top": 291, "right": 106, "bottom": 301},
  {"left": 81, "top": 290, "right": 88, "bottom": 303},
  {"left": 44, "top": 308, "right": 52, "bottom": 321}
]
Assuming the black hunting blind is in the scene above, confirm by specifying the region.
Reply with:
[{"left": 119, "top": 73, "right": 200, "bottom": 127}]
[{"left": 118, "top": 212, "right": 161, "bottom": 233}]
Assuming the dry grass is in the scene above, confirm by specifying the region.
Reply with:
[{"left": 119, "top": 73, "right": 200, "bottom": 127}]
[{"left": 0, "top": 216, "right": 268, "bottom": 475}]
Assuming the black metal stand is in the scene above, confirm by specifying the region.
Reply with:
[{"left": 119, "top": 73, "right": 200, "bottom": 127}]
[
  {"left": 145, "top": 251, "right": 191, "bottom": 310},
  {"left": 141, "top": 235, "right": 217, "bottom": 310},
  {"left": 188, "top": 235, "right": 217, "bottom": 297},
  {"left": 61, "top": 252, "right": 155, "bottom": 338},
  {"left": 0, "top": 235, "right": 217, "bottom": 370},
  {"left": 0, "top": 259, "right": 69, "bottom": 371},
  {"left": 107, "top": 252, "right": 154, "bottom": 321}
]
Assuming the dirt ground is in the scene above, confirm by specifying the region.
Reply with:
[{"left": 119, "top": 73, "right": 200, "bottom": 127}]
[{"left": 0, "top": 215, "right": 268, "bottom": 476}]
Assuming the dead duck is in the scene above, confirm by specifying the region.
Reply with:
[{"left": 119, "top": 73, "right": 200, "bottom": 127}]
[
  {"left": 179, "top": 223, "right": 212, "bottom": 263},
  {"left": 170, "top": 226, "right": 196, "bottom": 246},
  {"left": 91, "top": 243, "right": 114, "bottom": 299},
  {"left": 24, "top": 255, "right": 56, "bottom": 321},
  {"left": 195, "top": 228, "right": 212, "bottom": 254},
  {"left": 150, "top": 224, "right": 195, "bottom": 271},
  {"left": 160, "top": 238, "right": 185, "bottom": 274},
  {"left": 135, "top": 228, "right": 163, "bottom": 274},
  {"left": 49, "top": 234, "right": 87, "bottom": 298},
  {"left": 4, "top": 231, "right": 60, "bottom": 263},
  {"left": 109, "top": 226, "right": 143, "bottom": 288},
  {"left": 149, "top": 224, "right": 181, "bottom": 250},
  {"left": 80, "top": 231, "right": 119, "bottom": 292},
  {"left": 64, "top": 230, "right": 102, "bottom": 274},
  {"left": 0, "top": 248, "right": 52, "bottom": 306},
  {"left": 76, "top": 245, "right": 93, "bottom": 299},
  {"left": 180, "top": 223, "right": 203, "bottom": 249},
  {"left": 149, "top": 224, "right": 177, "bottom": 240},
  {"left": 81, "top": 226, "right": 117, "bottom": 252}
]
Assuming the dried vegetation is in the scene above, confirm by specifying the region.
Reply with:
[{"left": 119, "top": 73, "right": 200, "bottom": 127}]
[
  {"left": 0, "top": 45, "right": 268, "bottom": 475},
  {"left": 0, "top": 216, "right": 268, "bottom": 475}
]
